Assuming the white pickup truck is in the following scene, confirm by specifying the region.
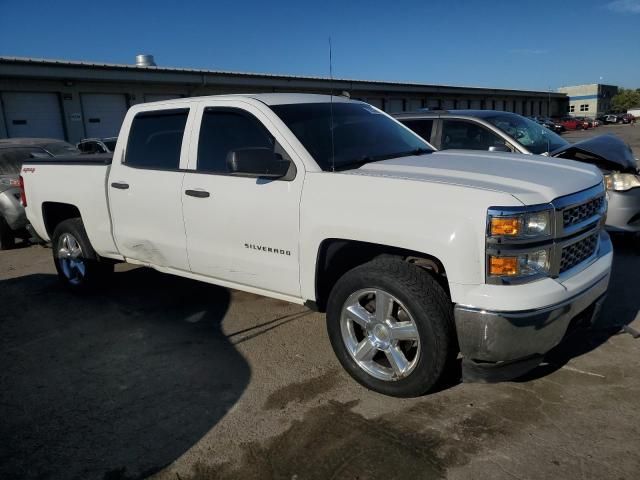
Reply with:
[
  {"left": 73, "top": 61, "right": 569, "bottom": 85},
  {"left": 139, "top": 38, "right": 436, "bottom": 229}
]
[{"left": 21, "top": 94, "right": 613, "bottom": 397}]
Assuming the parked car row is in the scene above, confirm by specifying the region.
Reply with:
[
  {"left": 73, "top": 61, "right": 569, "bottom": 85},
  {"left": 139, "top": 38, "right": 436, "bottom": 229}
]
[
  {"left": 598, "top": 113, "right": 636, "bottom": 125},
  {"left": 528, "top": 116, "right": 565, "bottom": 134}
]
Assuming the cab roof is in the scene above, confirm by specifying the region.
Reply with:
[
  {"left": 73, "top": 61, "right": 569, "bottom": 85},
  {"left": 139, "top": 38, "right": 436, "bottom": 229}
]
[{"left": 141, "top": 92, "right": 357, "bottom": 107}]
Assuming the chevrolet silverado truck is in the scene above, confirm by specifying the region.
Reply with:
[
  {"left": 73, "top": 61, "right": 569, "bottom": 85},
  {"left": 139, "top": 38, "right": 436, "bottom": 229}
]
[{"left": 21, "top": 94, "right": 613, "bottom": 397}]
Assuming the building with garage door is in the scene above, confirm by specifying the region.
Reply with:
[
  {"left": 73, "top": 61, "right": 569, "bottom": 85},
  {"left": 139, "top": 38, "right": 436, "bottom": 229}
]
[{"left": 0, "top": 56, "right": 568, "bottom": 143}]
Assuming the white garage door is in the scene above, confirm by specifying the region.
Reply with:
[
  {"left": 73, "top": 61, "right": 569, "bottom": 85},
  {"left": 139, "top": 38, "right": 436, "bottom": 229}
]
[
  {"left": 443, "top": 99, "right": 455, "bottom": 110},
  {"left": 2, "top": 92, "right": 65, "bottom": 139},
  {"left": 144, "top": 94, "right": 182, "bottom": 103},
  {"left": 81, "top": 93, "right": 128, "bottom": 138},
  {"left": 427, "top": 99, "right": 441, "bottom": 109},
  {"left": 386, "top": 99, "right": 404, "bottom": 113},
  {"left": 407, "top": 99, "right": 423, "bottom": 111}
]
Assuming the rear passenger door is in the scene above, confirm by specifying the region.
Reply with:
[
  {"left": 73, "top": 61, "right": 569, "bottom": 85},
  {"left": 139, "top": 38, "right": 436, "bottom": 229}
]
[
  {"left": 108, "top": 105, "right": 195, "bottom": 271},
  {"left": 181, "top": 101, "right": 304, "bottom": 297}
]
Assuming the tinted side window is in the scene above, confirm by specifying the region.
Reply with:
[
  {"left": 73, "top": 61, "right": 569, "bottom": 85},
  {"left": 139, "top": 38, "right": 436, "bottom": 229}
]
[
  {"left": 401, "top": 119, "right": 434, "bottom": 143},
  {"left": 441, "top": 120, "right": 505, "bottom": 151},
  {"left": 197, "top": 109, "right": 274, "bottom": 173},
  {"left": 126, "top": 109, "right": 189, "bottom": 169}
]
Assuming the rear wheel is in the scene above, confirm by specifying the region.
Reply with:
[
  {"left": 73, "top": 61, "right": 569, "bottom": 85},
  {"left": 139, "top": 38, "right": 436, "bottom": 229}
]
[
  {"left": 52, "top": 218, "right": 113, "bottom": 291},
  {"left": 0, "top": 216, "right": 16, "bottom": 250},
  {"left": 326, "top": 258, "right": 456, "bottom": 397}
]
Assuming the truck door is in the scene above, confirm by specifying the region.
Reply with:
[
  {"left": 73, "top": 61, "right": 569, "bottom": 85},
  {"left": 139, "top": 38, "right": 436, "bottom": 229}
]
[
  {"left": 108, "top": 105, "right": 194, "bottom": 271},
  {"left": 181, "top": 101, "right": 303, "bottom": 297}
]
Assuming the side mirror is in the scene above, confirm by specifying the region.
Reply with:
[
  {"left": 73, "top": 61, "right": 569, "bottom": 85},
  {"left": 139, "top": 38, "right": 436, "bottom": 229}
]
[
  {"left": 226, "top": 147, "right": 291, "bottom": 179},
  {"left": 488, "top": 144, "right": 510, "bottom": 153}
]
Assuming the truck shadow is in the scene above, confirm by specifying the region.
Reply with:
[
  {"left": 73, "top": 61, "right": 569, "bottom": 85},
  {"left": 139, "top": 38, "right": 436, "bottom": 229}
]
[
  {"left": 0, "top": 267, "right": 249, "bottom": 480},
  {"left": 518, "top": 234, "right": 640, "bottom": 382}
]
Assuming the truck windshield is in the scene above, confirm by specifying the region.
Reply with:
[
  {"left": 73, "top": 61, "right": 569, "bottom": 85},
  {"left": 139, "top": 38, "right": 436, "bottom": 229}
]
[
  {"left": 483, "top": 113, "right": 568, "bottom": 155},
  {"left": 271, "top": 102, "right": 434, "bottom": 171}
]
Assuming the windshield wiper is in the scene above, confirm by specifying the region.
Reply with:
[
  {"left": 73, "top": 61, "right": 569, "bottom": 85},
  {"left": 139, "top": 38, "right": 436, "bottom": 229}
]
[{"left": 333, "top": 148, "right": 433, "bottom": 172}]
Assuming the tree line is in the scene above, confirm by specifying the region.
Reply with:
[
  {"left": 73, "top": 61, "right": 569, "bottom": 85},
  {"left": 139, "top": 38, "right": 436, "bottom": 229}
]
[{"left": 611, "top": 88, "right": 640, "bottom": 112}]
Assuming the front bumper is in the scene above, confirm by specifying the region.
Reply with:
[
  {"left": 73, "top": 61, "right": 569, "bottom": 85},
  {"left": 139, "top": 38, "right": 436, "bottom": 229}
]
[
  {"left": 605, "top": 188, "right": 640, "bottom": 233},
  {"left": 0, "top": 188, "right": 27, "bottom": 231},
  {"left": 454, "top": 231, "right": 612, "bottom": 380}
]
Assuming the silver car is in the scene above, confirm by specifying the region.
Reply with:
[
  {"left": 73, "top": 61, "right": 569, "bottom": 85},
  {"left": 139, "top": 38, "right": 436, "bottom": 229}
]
[
  {"left": 0, "top": 138, "right": 80, "bottom": 249},
  {"left": 394, "top": 110, "right": 640, "bottom": 235}
]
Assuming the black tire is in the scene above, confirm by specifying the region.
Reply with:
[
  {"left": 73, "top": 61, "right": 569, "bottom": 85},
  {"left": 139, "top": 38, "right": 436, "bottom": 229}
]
[
  {"left": 52, "top": 218, "right": 113, "bottom": 291},
  {"left": 326, "top": 257, "right": 457, "bottom": 397},
  {"left": 0, "top": 216, "right": 16, "bottom": 250}
]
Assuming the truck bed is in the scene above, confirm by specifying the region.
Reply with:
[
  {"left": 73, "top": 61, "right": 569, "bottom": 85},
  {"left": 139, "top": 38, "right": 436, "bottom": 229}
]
[{"left": 21, "top": 154, "right": 121, "bottom": 258}]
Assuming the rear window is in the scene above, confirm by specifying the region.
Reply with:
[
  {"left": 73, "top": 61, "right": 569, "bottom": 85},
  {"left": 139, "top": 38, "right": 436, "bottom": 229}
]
[
  {"left": 43, "top": 142, "right": 80, "bottom": 156},
  {"left": 400, "top": 119, "right": 434, "bottom": 142},
  {"left": 0, "top": 147, "right": 47, "bottom": 175},
  {"left": 125, "top": 109, "right": 189, "bottom": 169}
]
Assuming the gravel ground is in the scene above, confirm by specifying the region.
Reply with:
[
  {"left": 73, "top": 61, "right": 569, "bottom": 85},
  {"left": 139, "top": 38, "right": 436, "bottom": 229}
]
[{"left": 1, "top": 124, "right": 639, "bottom": 480}]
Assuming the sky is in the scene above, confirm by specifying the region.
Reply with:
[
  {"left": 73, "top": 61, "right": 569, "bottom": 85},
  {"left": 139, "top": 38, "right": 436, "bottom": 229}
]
[{"left": 1, "top": 0, "right": 639, "bottom": 91}]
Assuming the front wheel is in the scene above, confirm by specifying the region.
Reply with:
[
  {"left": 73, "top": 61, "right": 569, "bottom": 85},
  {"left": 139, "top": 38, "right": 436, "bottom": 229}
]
[
  {"left": 52, "top": 218, "right": 113, "bottom": 291},
  {"left": 326, "top": 258, "right": 456, "bottom": 397}
]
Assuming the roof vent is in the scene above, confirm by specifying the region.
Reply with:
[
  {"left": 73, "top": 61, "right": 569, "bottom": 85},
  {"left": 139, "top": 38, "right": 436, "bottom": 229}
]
[{"left": 135, "top": 54, "right": 156, "bottom": 67}]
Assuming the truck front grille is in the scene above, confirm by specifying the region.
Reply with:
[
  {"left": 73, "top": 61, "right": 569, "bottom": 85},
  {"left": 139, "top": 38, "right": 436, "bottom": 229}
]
[
  {"left": 560, "top": 233, "right": 598, "bottom": 273},
  {"left": 563, "top": 196, "right": 603, "bottom": 229}
]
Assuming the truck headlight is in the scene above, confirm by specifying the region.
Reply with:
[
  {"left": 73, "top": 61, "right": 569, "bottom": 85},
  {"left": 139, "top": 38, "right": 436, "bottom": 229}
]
[
  {"left": 488, "top": 249, "right": 551, "bottom": 278},
  {"left": 489, "top": 209, "right": 552, "bottom": 238},
  {"left": 604, "top": 173, "right": 640, "bottom": 192}
]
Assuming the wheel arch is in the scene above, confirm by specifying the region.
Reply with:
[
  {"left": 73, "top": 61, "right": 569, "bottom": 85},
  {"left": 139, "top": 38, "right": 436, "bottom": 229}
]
[
  {"left": 310, "top": 238, "right": 450, "bottom": 312},
  {"left": 42, "top": 202, "right": 82, "bottom": 239}
]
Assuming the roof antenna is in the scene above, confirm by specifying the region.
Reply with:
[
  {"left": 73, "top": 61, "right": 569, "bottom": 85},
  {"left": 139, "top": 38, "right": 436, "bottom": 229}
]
[{"left": 329, "top": 36, "right": 336, "bottom": 172}]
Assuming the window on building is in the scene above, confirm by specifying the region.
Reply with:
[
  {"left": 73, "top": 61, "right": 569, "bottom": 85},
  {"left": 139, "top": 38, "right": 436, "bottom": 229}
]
[
  {"left": 126, "top": 109, "right": 189, "bottom": 169},
  {"left": 197, "top": 109, "right": 275, "bottom": 173},
  {"left": 579, "top": 104, "right": 589, "bottom": 112},
  {"left": 568, "top": 105, "right": 575, "bottom": 113}
]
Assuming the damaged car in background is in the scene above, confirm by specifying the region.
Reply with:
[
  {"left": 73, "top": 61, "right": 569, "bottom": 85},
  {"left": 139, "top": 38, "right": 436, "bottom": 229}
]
[
  {"left": 395, "top": 110, "right": 640, "bottom": 236},
  {"left": 0, "top": 138, "right": 80, "bottom": 249}
]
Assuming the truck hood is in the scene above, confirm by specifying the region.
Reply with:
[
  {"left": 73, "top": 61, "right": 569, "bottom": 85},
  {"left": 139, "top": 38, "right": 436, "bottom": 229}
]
[
  {"left": 349, "top": 150, "right": 602, "bottom": 205},
  {"left": 550, "top": 134, "right": 638, "bottom": 172}
]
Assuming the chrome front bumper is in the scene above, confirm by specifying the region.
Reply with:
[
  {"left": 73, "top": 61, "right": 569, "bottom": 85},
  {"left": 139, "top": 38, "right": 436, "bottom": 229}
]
[{"left": 454, "top": 230, "right": 612, "bottom": 379}]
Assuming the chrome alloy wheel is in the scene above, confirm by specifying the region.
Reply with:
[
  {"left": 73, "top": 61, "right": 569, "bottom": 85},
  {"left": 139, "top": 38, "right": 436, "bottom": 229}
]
[
  {"left": 340, "top": 289, "right": 421, "bottom": 381},
  {"left": 57, "top": 233, "right": 86, "bottom": 285}
]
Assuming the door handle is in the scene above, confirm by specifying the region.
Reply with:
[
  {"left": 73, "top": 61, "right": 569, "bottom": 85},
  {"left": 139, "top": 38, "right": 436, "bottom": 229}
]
[
  {"left": 185, "top": 189, "right": 210, "bottom": 198},
  {"left": 111, "top": 182, "right": 129, "bottom": 190}
]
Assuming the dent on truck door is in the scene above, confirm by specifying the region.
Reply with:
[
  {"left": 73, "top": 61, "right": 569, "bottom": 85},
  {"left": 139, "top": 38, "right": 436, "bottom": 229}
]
[
  {"left": 182, "top": 105, "right": 303, "bottom": 296},
  {"left": 108, "top": 108, "right": 191, "bottom": 270}
]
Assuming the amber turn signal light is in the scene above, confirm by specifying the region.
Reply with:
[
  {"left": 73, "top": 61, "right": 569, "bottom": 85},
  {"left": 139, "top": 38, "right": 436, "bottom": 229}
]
[
  {"left": 490, "top": 217, "right": 521, "bottom": 236},
  {"left": 489, "top": 256, "right": 518, "bottom": 276}
]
